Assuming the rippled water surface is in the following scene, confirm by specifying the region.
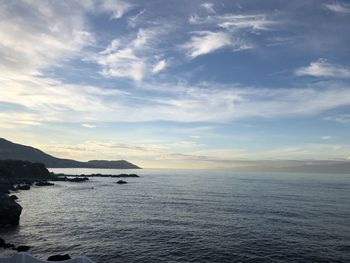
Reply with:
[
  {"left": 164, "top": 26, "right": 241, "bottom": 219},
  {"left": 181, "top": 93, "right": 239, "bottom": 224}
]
[{"left": 1, "top": 169, "right": 350, "bottom": 262}]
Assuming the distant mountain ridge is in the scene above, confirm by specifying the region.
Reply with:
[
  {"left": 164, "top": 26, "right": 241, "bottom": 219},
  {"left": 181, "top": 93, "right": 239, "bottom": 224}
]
[{"left": 0, "top": 138, "right": 140, "bottom": 169}]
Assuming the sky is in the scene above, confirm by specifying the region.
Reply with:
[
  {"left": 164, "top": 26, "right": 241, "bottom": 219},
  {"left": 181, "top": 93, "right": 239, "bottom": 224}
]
[{"left": 1, "top": 0, "right": 350, "bottom": 169}]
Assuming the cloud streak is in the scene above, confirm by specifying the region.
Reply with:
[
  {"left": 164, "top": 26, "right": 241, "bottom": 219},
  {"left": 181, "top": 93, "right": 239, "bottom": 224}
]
[
  {"left": 324, "top": 2, "right": 350, "bottom": 14},
  {"left": 295, "top": 59, "right": 350, "bottom": 78},
  {"left": 184, "top": 13, "right": 274, "bottom": 58}
]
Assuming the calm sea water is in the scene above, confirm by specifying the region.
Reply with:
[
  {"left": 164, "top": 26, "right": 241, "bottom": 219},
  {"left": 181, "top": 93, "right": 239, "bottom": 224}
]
[{"left": 1, "top": 169, "right": 350, "bottom": 263}]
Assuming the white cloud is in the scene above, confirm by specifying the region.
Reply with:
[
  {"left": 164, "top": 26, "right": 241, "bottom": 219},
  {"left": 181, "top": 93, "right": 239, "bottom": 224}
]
[
  {"left": 189, "top": 13, "right": 274, "bottom": 31},
  {"left": 2, "top": 75, "right": 350, "bottom": 125},
  {"left": 128, "top": 9, "right": 146, "bottom": 27},
  {"left": 152, "top": 59, "right": 168, "bottom": 74},
  {"left": 96, "top": 27, "right": 169, "bottom": 81},
  {"left": 324, "top": 3, "right": 350, "bottom": 14},
  {"left": 201, "top": 3, "right": 216, "bottom": 14},
  {"left": 185, "top": 13, "right": 273, "bottom": 58},
  {"left": 82, "top": 123, "right": 97, "bottom": 128},
  {"left": 182, "top": 31, "right": 236, "bottom": 58},
  {"left": 295, "top": 59, "right": 350, "bottom": 78},
  {"left": 0, "top": 1, "right": 94, "bottom": 77}
]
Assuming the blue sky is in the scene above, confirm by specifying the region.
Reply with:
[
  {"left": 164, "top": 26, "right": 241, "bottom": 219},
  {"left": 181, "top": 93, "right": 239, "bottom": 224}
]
[{"left": 1, "top": 0, "right": 350, "bottom": 168}]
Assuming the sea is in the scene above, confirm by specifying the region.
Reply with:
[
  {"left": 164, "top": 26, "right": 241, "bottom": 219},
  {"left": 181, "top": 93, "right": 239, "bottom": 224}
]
[{"left": 1, "top": 169, "right": 350, "bottom": 263}]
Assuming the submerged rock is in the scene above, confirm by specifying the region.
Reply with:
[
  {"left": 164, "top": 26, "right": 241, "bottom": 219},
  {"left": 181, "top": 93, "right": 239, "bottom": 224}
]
[
  {"left": 0, "top": 193, "right": 22, "bottom": 226},
  {"left": 116, "top": 180, "right": 127, "bottom": 184},
  {"left": 47, "top": 254, "right": 71, "bottom": 261}
]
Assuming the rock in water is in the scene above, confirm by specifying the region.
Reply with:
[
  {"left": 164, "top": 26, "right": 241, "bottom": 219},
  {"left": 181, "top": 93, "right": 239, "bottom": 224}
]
[
  {"left": 10, "top": 195, "right": 18, "bottom": 200},
  {"left": 17, "top": 184, "right": 30, "bottom": 190},
  {"left": 116, "top": 180, "right": 127, "bottom": 184},
  {"left": 35, "top": 181, "right": 54, "bottom": 186},
  {"left": 17, "top": 245, "right": 30, "bottom": 252},
  {"left": 0, "top": 193, "right": 22, "bottom": 226},
  {"left": 0, "top": 237, "right": 5, "bottom": 248},
  {"left": 47, "top": 254, "right": 71, "bottom": 261}
]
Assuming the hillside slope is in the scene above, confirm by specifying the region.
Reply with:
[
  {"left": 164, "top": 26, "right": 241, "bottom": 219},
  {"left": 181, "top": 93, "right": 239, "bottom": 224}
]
[{"left": 0, "top": 138, "right": 140, "bottom": 169}]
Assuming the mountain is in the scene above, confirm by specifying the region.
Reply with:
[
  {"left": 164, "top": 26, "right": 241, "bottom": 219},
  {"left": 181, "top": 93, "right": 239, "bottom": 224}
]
[{"left": 0, "top": 138, "right": 140, "bottom": 169}]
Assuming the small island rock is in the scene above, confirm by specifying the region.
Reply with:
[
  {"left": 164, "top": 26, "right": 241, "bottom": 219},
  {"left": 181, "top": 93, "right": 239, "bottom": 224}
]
[
  {"left": 47, "top": 254, "right": 71, "bottom": 261},
  {"left": 116, "top": 180, "right": 127, "bottom": 184},
  {"left": 17, "top": 245, "right": 30, "bottom": 252}
]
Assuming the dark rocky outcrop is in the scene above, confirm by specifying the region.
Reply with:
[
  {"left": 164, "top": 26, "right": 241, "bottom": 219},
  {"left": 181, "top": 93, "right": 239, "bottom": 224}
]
[
  {"left": 4, "top": 243, "right": 15, "bottom": 249},
  {"left": 66, "top": 177, "right": 89, "bottom": 182},
  {"left": 47, "top": 254, "right": 71, "bottom": 261},
  {"left": 10, "top": 195, "right": 18, "bottom": 200},
  {"left": 0, "top": 160, "right": 51, "bottom": 180},
  {"left": 17, "top": 184, "right": 30, "bottom": 190},
  {"left": 116, "top": 180, "right": 127, "bottom": 184},
  {"left": 0, "top": 193, "right": 22, "bottom": 226},
  {"left": 35, "top": 181, "right": 55, "bottom": 186},
  {"left": 17, "top": 245, "right": 30, "bottom": 252},
  {"left": 61, "top": 173, "right": 140, "bottom": 178},
  {"left": 112, "top": 173, "right": 139, "bottom": 178},
  {"left": 0, "top": 237, "right": 5, "bottom": 247}
]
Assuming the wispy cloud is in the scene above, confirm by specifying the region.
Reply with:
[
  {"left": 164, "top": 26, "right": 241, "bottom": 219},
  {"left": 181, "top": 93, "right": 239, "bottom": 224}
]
[
  {"left": 128, "top": 9, "right": 146, "bottom": 27},
  {"left": 0, "top": 1, "right": 94, "bottom": 77},
  {"left": 82, "top": 123, "right": 96, "bottom": 128},
  {"left": 152, "top": 59, "right": 168, "bottom": 74},
  {"left": 98, "top": 0, "right": 133, "bottom": 19},
  {"left": 185, "top": 13, "right": 274, "bottom": 58},
  {"left": 201, "top": 3, "right": 216, "bottom": 14},
  {"left": 182, "top": 31, "right": 235, "bottom": 58},
  {"left": 4, "top": 76, "right": 350, "bottom": 125},
  {"left": 324, "top": 2, "right": 350, "bottom": 14},
  {"left": 325, "top": 114, "right": 350, "bottom": 124},
  {"left": 295, "top": 59, "right": 350, "bottom": 78},
  {"left": 95, "top": 27, "right": 170, "bottom": 81},
  {"left": 189, "top": 13, "right": 274, "bottom": 31}
]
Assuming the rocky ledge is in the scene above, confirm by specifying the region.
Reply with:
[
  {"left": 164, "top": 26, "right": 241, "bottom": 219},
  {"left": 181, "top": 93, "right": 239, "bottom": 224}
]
[
  {"left": 0, "top": 193, "right": 22, "bottom": 226},
  {"left": 0, "top": 160, "right": 57, "bottom": 227}
]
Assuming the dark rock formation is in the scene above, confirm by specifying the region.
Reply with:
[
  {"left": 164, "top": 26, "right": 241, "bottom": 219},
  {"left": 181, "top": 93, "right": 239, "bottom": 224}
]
[
  {"left": 35, "top": 181, "right": 54, "bottom": 186},
  {"left": 112, "top": 173, "right": 139, "bottom": 178},
  {"left": 17, "top": 245, "right": 30, "bottom": 252},
  {"left": 63, "top": 173, "right": 140, "bottom": 178},
  {"left": 0, "top": 160, "right": 51, "bottom": 180},
  {"left": 10, "top": 195, "right": 18, "bottom": 200},
  {"left": 66, "top": 177, "right": 89, "bottom": 182},
  {"left": 0, "top": 193, "right": 22, "bottom": 226},
  {"left": 4, "top": 243, "right": 15, "bottom": 249},
  {"left": 116, "top": 180, "right": 127, "bottom": 184},
  {"left": 0, "top": 177, "right": 11, "bottom": 194},
  {"left": 17, "top": 184, "right": 30, "bottom": 190},
  {"left": 47, "top": 254, "right": 71, "bottom": 261},
  {"left": 0, "top": 237, "right": 5, "bottom": 248}
]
